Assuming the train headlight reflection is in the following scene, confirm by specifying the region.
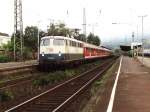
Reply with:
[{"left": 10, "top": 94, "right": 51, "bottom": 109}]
[
  {"left": 58, "top": 51, "right": 61, "bottom": 56},
  {"left": 42, "top": 52, "right": 45, "bottom": 56}
]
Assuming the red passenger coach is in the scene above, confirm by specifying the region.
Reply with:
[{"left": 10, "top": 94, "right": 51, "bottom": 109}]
[{"left": 83, "top": 43, "right": 111, "bottom": 59}]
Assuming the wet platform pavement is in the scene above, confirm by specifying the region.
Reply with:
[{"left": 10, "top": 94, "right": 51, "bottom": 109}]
[{"left": 112, "top": 56, "right": 150, "bottom": 112}]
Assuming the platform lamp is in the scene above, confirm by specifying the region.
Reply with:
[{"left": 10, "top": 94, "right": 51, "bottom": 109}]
[
  {"left": 132, "top": 32, "right": 134, "bottom": 57},
  {"left": 138, "top": 15, "right": 148, "bottom": 65}
]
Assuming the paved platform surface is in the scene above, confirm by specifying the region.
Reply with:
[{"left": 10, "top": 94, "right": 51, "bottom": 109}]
[
  {"left": 113, "top": 56, "right": 150, "bottom": 112},
  {"left": 0, "top": 60, "right": 38, "bottom": 69},
  {"left": 138, "top": 56, "right": 150, "bottom": 68}
]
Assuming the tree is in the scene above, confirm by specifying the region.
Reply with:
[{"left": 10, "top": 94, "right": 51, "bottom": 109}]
[
  {"left": 74, "top": 34, "right": 86, "bottom": 42},
  {"left": 23, "top": 26, "right": 47, "bottom": 59},
  {"left": 87, "top": 33, "right": 101, "bottom": 46},
  {"left": 24, "top": 26, "right": 38, "bottom": 51},
  {"left": 47, "top": 23, "right": 56, "bottom": 36},
  {"left": 93, "top": 35, "right": 100, "bottom": 46},
  {"left": 87, "top": 33, "right": 94, "bottom": 44},
  {"left": 23, "top": 26, "right": 39, "bottom": 59},
  {"left": 39, "top": 30, "right": 47, "bottom": 38},
  {"left": 47, "top": 23, "right": 72, "bottom": 37}
]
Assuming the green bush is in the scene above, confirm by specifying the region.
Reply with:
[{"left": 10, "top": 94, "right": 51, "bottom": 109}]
[
  {"left": 0, "top": 55, "right": 10, "bottom": 63},
  {"left": 33, "top": 76, "right": 49, "bottom": 86},
  {"left": 0, "top": 91, "right": 14, "bottom": 102},
  {"left": 53, "top": 71, "right": 66, "bottom": 81},
  {"left": 33, "top": 71, "right": 68, "bottom": 87},
  {"left": 65, "top": 70, "right": 75, "bottom": 77},
  {"left": 23, "top": 47, "right": 34, "bottom": 60},
  {"left": 47, "top": 71, "right": 67, "bottom": 83},
  {"left": 32, "top": 60, "right": 102, "bottom": 87}
]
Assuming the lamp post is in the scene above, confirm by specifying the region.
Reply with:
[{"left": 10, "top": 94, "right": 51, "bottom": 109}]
[
  {"left": 136, "top": 25, "right": 139, "bottom": 57},
  {"left": 132, "top": 32, "right": 135, "bottom": 57},
  {"left": 138, "top": 15, "right": 147, "bottom": 64}
]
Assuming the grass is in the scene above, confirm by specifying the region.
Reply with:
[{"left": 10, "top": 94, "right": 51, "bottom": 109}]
[
  {"left": 81, "top": 59, "right": 119, "bottom": 112},
  {"left": 92, "top": 60, "right": 118, "bottom": 94},
  {"left": 33, "top": 69, "right": 76, "bottom": 87},
  {"left": 32, "top": 60, "right": 104, "bottom": 87},
  {"left": 0, "top": 73, "right": 33, "bottom": 85},
  {"left": 0, "top": 90, "right": 14, "bottom": 102}
]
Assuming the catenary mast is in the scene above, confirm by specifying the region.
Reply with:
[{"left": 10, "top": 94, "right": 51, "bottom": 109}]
[
  {"left": 83, "top": 8, "right": 87, "bottom": 41},
  {"left": 14, "top": 0, "right": 23, "bottom": 60}
]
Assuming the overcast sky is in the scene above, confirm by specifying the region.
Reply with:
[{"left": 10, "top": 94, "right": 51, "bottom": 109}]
[{"left": 1, "top": 0, "right": 150, "bottom": 43}]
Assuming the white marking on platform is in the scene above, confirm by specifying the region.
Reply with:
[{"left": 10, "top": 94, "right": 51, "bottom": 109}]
[
  {"left": 106, "top": 56, "right": 123, "bottom": 112},
  {"left": 125, "top": 72, "right": 148, "bottom": 74}
]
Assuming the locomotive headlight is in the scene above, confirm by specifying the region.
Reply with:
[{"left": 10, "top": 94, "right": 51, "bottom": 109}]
[
  {"left": 58, "top": 51, "right": 61, "bottom": 56},
  {"left": 42, "top": 52, "right": 45, "bottom": 56}
]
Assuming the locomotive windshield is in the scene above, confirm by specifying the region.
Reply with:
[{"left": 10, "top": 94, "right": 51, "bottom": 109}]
[
  {"left": 53, "top": 39, "right": 64, "bottom": 46},
  {"left": 41, "top": 38, "right": 50, "bottom": 46}
]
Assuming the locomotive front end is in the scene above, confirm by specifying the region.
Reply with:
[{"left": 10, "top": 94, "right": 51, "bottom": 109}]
[{"left": 39, "top": 36, "right": 65, "bottom": 65}]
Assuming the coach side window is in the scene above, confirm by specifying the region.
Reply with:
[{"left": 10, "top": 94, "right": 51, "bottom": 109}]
[
  {"left": 73, "top": 42, "right": 75, "bottom": 46},
  {"left": 79, "top": 43, "right": 82, "bottom": 47},
  {"left": 53, "top": 39, "right": 64, "bottom": 46},
  {"left": 70, "top": 41, "right": 72, "bottom": 46},
  {"left": 72, "top": 41, "right": 76, "bottom": 47},
  {"left": 72, "top": 41, "right": 74, "bottom": 46},
  {"left": 78, "top": 43, "right": 81, "bottom": 47},
  {"left": 41, "top": 38, "right": 50, "bottom": 46},
  {"left": 65, "top": 40, "right": 68, "bottom": 46}
]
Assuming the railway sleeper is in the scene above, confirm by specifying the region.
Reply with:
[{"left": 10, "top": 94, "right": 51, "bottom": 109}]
[
  {"left": 25, "top": 108, "right": 49, "bottom": 112},
  {"left": 25, "top": 105, "right": 52, "bottom": 110},
  {"left": 37, "top": 99, "right": 64, "bottom": 104},
  {"left": 37, "top": 101, "right": 63, "bottom": 105},
  {"left": 27, "top": 104, "right": 59, "bottom": 111},
  {"left": 33, "top": 103, "right": 51, "bottom": 108},
  {"left": 48, "top": 95, "right": 70, "bottom": 99},
  {"left": 40, "top": 97, "right": 67, "bottom": 102}
]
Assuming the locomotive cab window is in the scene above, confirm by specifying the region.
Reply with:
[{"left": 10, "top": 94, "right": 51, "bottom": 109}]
[
  {"left": 41, "top": 38, "right": 50, "bottom": 46},
  {"left": 53, "top": 39, "right": 64, "bottom": 46}
]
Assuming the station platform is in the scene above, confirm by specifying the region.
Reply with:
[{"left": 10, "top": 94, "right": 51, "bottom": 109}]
[
  {"left": 137, "top": 56, "right": 150, "bottom": 68},
  {"left": 108, "top": 56, "right": 150, "bottom": 112},
  {"left": 0, "top": 60, "right": 38, "bottom": 69}
]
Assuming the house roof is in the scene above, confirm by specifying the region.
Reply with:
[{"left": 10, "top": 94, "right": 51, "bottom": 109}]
[{"left": 0, "top": 32, "right": 9, "bottom": 37}]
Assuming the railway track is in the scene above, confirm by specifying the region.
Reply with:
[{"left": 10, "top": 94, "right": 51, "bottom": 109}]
[
  {"left": 0, "top": 57, "right": 111, "bottom": 90},
  {"left": 0, "top": 64, "right": 38, "bottom": 72},
  {"left": 0, "top": 64, "right": 38, "bottom": 76},
  {"left": 0, "top": 75, "right": 36, "bottom": 90},
  {"left": 5, "top": 57, "right": 117, "bottom": 112},
  {"left": 0, "top": 64, "right": 38, "bottom": 89}
]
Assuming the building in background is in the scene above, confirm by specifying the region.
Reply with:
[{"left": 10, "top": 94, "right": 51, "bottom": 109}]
[
  {"left": 143, "top": 39, "right": 150, "bottom": 57},
  {"left": 0, "top": 32, "right": 11, "bottom": 47}
]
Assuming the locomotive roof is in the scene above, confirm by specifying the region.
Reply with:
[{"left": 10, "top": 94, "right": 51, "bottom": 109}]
[{"left": 41, "top": 36, "right": 83, "bottom": 43}]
